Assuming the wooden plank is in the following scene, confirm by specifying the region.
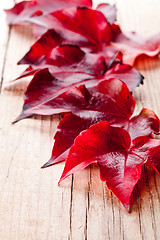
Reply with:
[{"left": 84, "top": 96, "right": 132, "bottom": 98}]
[
  {"left": 0, "top": 0, "right": 13, "bottom": 88},
  {"left": 115, "top": 1, "right": 160, "bottom": 240},
  {"left": 0, "top": 0, "right": 160, "bottom": 239},
  {"left": 0, "top": 3, "right": 71, "bottom": 239}
]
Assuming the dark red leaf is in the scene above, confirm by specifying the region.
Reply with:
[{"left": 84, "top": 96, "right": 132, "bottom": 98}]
[
  {"left": 104, "top": 63, "right": 144, "bottom": 91},
  {"left": 18, "top": 29, "right": 64, "bottom": 65},
  {"left": 96, "top": 3, "right": 117, "bottom": 24},
  {"left": 41, "top": 78, "right": 135, "bottom": 167},
  {"left": 17, "top": 41, "right": 143, "bottom": 91},
  {"left": 127, "top": 108, "right": 160, "bottom": 140},
  {"left": 131, "top": 136, "right": 160, "bottom": 174},
  {"left": 14, "top": 73, "right": 135, "bottom": 124},
  {"left": 111, "top": 24, "right": 160, "bottom": 65},
  {"left": 5, "top": 0, "right": 92, "bottom": 25},
  {"left": 42, "top": 113, "right": 93, "bottom": 167},
  {"left": 98, "top": 46, "right": 122, "bottom": 68},
  {"left": 18, "top": 45, "right": 122, "bottom": 78},
  {"left": 18, "top": 45, "right": 107, "bottom": 78}
]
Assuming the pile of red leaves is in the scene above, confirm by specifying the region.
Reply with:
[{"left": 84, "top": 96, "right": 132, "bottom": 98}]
[{"left": 5, "top": 0, "right": 160, "bottom": 212}]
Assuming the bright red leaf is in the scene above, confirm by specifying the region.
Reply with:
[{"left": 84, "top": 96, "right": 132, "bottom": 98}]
[
  {"left": 59, "top": 118, "right": 160, "bottom": 211},
  {"left": 18, "top": 29, "right": 64, "bottom": 66},
  {"left": 30, "top": 7, "right": 113, "bottom": 46},
  {"left": 43, "top": 107, "right": 159, "bottom": 168},
  {"left": 58, "top": 121, "right": 144, "bottom": 211},
  {"left": 6, "top": 3, "right": 160, "bottom": 67},
  {"left": 5, "top": 0, "right": 92, "bottom": 25},
  {"left": 111, "top": 24, "right": 160, "bottom": 65},
  {"left": 42, "top": 113, "right": 93, "bottom": 167},
  {"left": 16, "top": 16, "right": 120, "bottom": 68},
  {"left": 19, "top": 6, "right": 160, "bottom": 67},
  {"left": 16, "top": 30, "right": 122, "bottom": 81}
]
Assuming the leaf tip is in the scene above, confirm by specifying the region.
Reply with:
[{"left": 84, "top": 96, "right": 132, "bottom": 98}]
[
  {"left": 12, "top": 115, "right": 22, "bottom": 124},
  {"left": 12, "top": 112, "right": 33, "bottom": 124},
  {"left": 58, "top": 172, "right": 67, "bottom": 185},
  {"left": 123, "top": 203, "right": 131, "bottom": 213},
  {"left": 17, "top": 58, "right": 26, "bottom": 65},
  {"left": 58, "top": 179, "right": 61, "bottom": 185},
  {"left": 41, "top": 159, "right": 52, "bottom": 168}
]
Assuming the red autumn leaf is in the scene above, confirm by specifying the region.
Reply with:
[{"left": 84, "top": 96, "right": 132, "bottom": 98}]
[
  {"left": 6, "top": 3, "right": 160, "bottom": 67},
  {"left": 16, "top": 5, "right": 160, "bottom": 67},
  {"left": 43, "top": 107, "right": 159, "bottom": 168},
  {"left": 111, "top": 24, "right": 160, "bottom": 65},
  {"left": 12, "top": 68, "right": 99, "bottom": 122},
  {"left": 17, "top": 41, "right": 143, "bottom": 91},
  {"left": 103, "top": 63, "right": 144, "bottom": 91},
  {"left": 14, "top": 75, "right": 135, "bottom": 122},
  {"left": 17, "top": 26, "right": 121, "bottom": 70},
  {"left": 42, "top": 113, "right": 93, "bottom": 167},
  {"left": 5, "top": 0, "right": 92, "bottom": 25},
  {"left": 17, "top": 44, "right": 143, "bottom": 91},
  {"left": 59, "top": 118, "right": 160, "bottom": 211},
  {"left": 18, "top": 29, "right": 64, "bottom": 66},
  {"left": 16, "top": 35, "right": 122, "bottom": 83},
  {"left": 4, "top": 0, "right": 160, "bottom": 213},
  {"left": 13, "top": 47, "right": 106, "bottom": 121},
  {"left": 42, "top": 111, "right": 122, "bottom": 168},
  {"left": 131, "top": 137, "right": 160, "bottom": 174},
  {"left": 58, "top": 121, "right": 145, "bottom": 211},
  {"left": 41, "top": 78, "right": 135, "bottom": 167},
  {"left": 96, "top": 3, "right": 116, "bottom": 24},
  {"left": 30, "top": 7, "right": 113, "bottom": 46},
  {"left": 18, "top": 44, "right": 122, "bottom": 78},
  {"left": 17, "top": 45, "right": 106, "bottom": 78},
  {"left": 127, "top": 108, "right": 160, "bottom": 140}
]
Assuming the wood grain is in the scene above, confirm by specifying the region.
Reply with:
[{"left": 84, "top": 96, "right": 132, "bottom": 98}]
[{"left": 0, "top": 0, "right": 160, "bottom": 239}]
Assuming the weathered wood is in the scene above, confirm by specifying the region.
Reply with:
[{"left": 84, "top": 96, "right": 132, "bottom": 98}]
[
  {"left": 0, "top": 0, "right": 160, "bottom": 239},
  {"left": 0, "top": 0, "right": 13, "bottom": 89}
]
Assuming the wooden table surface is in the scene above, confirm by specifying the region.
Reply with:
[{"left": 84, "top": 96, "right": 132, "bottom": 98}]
[{"left": 0, "top": 0, "right": 160, "bottom": 239}]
